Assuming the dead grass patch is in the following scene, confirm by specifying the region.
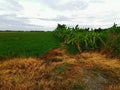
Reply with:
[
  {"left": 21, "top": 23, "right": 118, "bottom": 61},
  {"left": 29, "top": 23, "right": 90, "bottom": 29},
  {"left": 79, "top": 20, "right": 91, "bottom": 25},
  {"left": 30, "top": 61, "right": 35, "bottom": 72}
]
[{"left": 0, "top": 49, "right": 120, "bottom": 90}]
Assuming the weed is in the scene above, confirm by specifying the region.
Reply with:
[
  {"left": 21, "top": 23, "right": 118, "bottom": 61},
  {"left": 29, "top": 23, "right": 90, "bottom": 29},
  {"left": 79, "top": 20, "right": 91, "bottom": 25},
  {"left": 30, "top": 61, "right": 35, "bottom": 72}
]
[{"left": 54, "top": 63, "right": 68, "bottom": 74}]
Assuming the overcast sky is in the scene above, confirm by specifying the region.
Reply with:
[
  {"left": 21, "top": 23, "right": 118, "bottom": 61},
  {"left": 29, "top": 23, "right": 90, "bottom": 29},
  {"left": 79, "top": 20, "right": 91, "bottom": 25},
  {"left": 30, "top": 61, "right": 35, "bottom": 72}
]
[{"left": 0, "top": 0, "right": 120, "bottom": 31}]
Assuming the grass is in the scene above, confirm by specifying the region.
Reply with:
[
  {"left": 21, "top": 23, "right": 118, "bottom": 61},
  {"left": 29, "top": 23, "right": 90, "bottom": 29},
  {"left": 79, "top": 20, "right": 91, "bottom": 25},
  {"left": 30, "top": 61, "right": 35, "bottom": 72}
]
[
  {"left": 0, "top": 49, "right": 120, "bottom": 90},
  {"left": 0, "top": 29, "right": 120, "bottom": 89},
  {"left": 79, "top": 52, "right": 120, "bottom": 84},
  {"left": 54, "top": 63, "right": 68, "bottom": 74},
  {"left": 0, "top": 49, "right": 84, "bottom": 90},
  {"left": 0, "top": 32, "right": 60, "bottom": 58}
]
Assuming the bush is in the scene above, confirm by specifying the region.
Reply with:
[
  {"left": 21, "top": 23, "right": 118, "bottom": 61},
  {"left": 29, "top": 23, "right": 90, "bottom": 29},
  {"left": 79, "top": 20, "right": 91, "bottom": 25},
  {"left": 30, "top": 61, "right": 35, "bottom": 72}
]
[{"left": 54, "top": 23, "right": 120, "bottom": 57}]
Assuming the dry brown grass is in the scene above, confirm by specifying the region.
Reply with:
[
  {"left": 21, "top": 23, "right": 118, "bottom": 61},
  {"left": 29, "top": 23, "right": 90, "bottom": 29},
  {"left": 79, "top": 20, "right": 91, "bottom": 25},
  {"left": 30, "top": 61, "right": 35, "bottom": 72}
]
[
  {"left": 77, "top": 52, "right": 120, "bottom": 90},
  {"left": 0, "top": 49, "right": 84, "bottom": 90},
  {"left": 0, "top": 49, "right": 120, "bottom": 90},
  {"left": 79, "top": 52, "right": 120, "bottom": 81}
]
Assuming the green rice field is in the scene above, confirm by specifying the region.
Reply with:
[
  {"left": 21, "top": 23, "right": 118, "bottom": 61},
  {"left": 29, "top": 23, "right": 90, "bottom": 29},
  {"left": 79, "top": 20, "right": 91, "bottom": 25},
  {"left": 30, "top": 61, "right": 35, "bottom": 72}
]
[{"left": 0, "top": 32, "right": 60, "bottom": 58}]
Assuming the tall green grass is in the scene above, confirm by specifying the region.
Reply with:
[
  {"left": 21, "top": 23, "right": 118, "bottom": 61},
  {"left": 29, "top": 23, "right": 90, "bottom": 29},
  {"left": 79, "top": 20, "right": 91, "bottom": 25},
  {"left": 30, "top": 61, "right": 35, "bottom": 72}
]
[{"left": 0, "top": 32, "right": 60, "bottom": 58}]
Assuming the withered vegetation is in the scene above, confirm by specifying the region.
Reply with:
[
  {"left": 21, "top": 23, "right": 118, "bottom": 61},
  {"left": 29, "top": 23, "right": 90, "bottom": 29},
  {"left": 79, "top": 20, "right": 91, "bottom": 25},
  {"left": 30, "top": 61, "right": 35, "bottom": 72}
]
[{"left": 0, "top": 49, "right": 120, "bottom": 90}]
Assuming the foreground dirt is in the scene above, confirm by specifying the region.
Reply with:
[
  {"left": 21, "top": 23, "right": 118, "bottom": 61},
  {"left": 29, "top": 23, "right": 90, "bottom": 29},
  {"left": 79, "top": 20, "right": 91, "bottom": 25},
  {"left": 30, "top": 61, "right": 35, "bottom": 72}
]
[{"left": 0, "top": 48, "right": 120, "bottom": 90}]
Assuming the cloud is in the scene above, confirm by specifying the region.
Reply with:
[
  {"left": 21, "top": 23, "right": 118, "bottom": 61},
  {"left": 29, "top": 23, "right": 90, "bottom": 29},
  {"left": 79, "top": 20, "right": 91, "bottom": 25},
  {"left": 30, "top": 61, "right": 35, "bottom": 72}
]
[
  {"left": 0, "top": 0, "right": 120, "bottom": 30},
  {"left": 0, "top": 0, "right": 51, "bottom": 31},
  {"left": 40, "top": 0, "right": 89, "bottom": 11},
  {"left": 34, "top": 15, "right": 74, "bottom": 22},
  {"left": 89, "top": 0, "right": 104, "bottom": 3},
  {"left": 0, "top": 14, "right": 47, "bottom": 30},
  {"left": 0, "top": 0, "right": 23, "bottom": 12}
]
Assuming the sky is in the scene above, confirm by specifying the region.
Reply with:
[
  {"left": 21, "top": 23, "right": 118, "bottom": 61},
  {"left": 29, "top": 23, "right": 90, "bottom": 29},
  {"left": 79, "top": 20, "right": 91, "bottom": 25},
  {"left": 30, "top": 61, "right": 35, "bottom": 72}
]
[{"left": 0, "top": 0, "right": 120, "bottom": 31}]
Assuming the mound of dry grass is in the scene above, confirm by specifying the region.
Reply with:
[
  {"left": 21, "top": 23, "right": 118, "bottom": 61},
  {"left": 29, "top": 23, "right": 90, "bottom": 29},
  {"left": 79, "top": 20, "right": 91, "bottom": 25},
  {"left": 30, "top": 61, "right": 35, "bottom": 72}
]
[
  {"left": 0, "top": 49, "right": 84, "bottom": 90},
  {"left": 79, "top": 52, "right": 120, "bottom": 82},
  {"left": 0, "top": 49, "right": 120, "bottom": 90},
  {"left": 77, "top": 52, "right": 120, "bottom": 89}
]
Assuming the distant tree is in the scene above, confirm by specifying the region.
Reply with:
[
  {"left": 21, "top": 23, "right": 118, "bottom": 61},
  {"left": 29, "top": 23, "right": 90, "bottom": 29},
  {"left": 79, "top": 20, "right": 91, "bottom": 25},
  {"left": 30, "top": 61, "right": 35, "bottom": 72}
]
[
  {"left": 112, "top": 22, "right": 117, "bottom": 28},
  {"left": 95, "top": 28, "right": 102, "bottom": 32}
]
